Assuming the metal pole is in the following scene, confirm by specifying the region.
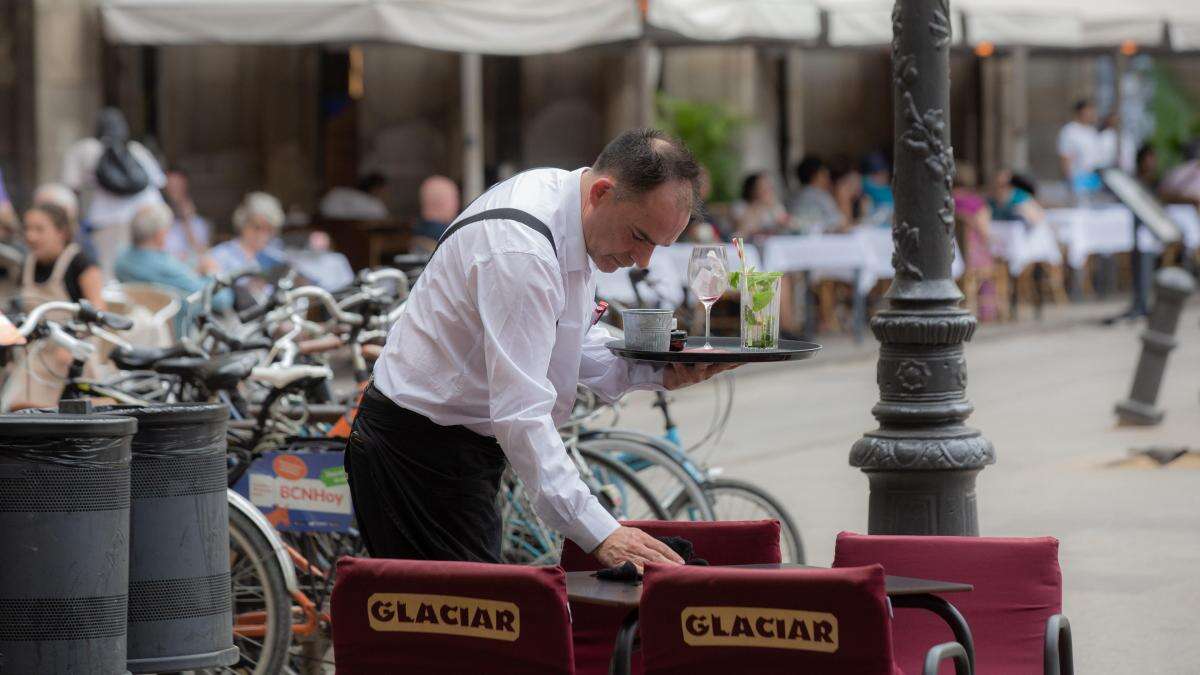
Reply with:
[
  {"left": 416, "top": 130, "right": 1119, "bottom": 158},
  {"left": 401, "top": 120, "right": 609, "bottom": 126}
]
[
  {"left": 849, "top": 0, "right": 995, "bottom": 535},
  {"left": 1115, "top": 267, "right": 1196, "bottom": 425},
  {"left": 461, "top": 52, "right": 485, "bottom": 202}
]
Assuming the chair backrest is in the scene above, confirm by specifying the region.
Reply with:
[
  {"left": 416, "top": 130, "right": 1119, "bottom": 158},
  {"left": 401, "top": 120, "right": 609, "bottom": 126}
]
[
  {"left": 833, "top": 531, "right": 1062, "bottom": 675},
  {"left": 331, "top": 556, "right": 574, "bottom": 674},
  {"left": 641, "top": 563, "right": 897, "bottom": 675},
  {"left": 560, "top": 520, "right": 781, "bottom": 675},
  {"left": 560, "top": 519, "right": 782, "bottom": 571}
]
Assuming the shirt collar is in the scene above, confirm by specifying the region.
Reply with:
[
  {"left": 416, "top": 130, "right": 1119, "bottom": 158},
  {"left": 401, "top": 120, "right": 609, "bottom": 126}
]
[{"left": 559, "top": 167, "right": 589, "bottom": 273}]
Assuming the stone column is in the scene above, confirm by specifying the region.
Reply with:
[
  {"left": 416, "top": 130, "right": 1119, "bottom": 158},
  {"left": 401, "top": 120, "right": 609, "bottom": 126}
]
[{"left": 849, "top": 0, "right": 995, "bottom": 536}]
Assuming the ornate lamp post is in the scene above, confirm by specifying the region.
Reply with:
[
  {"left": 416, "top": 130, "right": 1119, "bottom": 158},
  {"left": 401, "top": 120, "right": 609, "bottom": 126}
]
[{"left": 849, "top": 0, "right": 995, "bottom": 535}]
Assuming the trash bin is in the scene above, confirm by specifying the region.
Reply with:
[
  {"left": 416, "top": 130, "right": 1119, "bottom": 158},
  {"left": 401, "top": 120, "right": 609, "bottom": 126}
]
[
  {"left": 0, "top": 411, "right": 137, "bottom": 675},
  {"left": 96, "top": 404, "right": 238, "bottom": 673}
]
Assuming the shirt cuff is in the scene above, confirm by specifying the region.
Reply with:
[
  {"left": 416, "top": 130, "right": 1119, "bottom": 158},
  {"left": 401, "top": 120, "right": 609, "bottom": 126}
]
[{"left": 565, "top": 497, "right": 620, "bottom": 554}]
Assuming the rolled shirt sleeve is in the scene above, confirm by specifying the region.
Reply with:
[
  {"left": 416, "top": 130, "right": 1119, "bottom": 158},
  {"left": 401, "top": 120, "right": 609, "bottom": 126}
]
[
  {"left": 475, "top": 251, "right": 619, "bottom": 552},
  {"left": 578, "top": 322, "right": 665, "bottom": 403}
]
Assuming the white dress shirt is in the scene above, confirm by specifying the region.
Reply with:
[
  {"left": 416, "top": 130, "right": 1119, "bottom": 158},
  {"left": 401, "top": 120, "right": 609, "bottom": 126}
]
[
  {"left": 374, "top": 167, "right": 665, "bottom": 552},
  {"left": 1056, "top": 121, "right": 1101, "bottom": 176}
]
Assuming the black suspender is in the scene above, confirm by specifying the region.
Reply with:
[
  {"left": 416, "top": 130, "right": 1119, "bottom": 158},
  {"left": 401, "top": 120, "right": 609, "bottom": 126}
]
[{"left": 434, "top": 208, "right": 556, "bottom": 256}]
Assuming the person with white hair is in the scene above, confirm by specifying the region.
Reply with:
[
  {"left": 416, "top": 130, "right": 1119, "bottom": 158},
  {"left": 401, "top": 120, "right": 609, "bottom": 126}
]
[
  {"left": 208, "top": 191, "right": 287, "bottom": 276},
  {"left": 115, "top": 203, "right": 231, "bottom": 324}
]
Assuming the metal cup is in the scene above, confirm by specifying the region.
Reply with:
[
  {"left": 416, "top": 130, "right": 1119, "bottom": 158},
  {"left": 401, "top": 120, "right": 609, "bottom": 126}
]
[{"left": 621, "top": 309, "right": 673, "bottom": 351}]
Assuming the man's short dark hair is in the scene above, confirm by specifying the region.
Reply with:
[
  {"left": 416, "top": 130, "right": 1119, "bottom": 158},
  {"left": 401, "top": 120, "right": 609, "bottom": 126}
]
[
  {"left": 796, "top": 156, "right": 825, "bottom": 185},
  {"left": 593, "top": 128, "right": 700, "bottom": 214},
  {"left": 1074, "top": 99, "right": 1093, "bottom": 114}
]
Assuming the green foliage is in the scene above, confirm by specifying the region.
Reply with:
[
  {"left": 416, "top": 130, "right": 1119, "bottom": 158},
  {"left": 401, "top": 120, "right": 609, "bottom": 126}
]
[
  {"left": 656, "top": 94, "right": 743, "bottom": 203},
  {"left": 1149, "top": 66, "right": 1200, "bottom": 169}
]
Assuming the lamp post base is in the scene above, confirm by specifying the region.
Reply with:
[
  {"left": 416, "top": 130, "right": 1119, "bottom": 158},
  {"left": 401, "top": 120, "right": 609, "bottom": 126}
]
[{"left": 862, "top": 469, "right": 982, "bottom": 536}]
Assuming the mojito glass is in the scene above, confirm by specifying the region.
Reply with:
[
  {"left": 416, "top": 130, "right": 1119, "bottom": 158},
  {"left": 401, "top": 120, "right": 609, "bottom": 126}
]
[{"left": 739, "top": 271, "right": 783, "bottom": 350}]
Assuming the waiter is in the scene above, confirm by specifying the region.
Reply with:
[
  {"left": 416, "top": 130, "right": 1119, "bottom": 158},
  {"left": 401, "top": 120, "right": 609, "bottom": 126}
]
[{"left": 346, "top": 129, "right": 731, "bottom": 570}]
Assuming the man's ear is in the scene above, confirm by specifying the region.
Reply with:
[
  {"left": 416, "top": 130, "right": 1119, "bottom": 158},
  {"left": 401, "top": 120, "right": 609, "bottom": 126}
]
[{"left": 589, "top": 176, "right": 615, "bottom": 206}]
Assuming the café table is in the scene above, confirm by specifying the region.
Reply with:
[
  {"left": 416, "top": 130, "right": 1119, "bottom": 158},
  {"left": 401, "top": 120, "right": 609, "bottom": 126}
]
[{"left": 567, "top": 562, "right": 975, "bottom": 675}]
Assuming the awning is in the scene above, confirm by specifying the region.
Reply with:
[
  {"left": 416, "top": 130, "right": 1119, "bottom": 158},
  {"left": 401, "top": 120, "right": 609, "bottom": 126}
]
[
  {"left": 646, "top": 0, "right": 821, "bottom": 43},
  {"left": 101, "top": 0, "right": 642, "bottom": 54}
]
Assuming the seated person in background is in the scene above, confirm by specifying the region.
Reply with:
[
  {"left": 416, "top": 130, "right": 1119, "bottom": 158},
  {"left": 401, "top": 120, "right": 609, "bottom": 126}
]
[
  {"left": 21, "top": 203, "right": 105, "bottom": 309},
  {"left": 1159, "top": 140, "right": 1200, "bottom": 208},
  {"left": 732, "top": 171, "right": 790, "bottom": 239},
  {"left": 788, "top": 155, "right": 841, "bottom": 234},
  {"left": 828, "top": 158, "right": 863, "bottom": 233},
  {"left": 319, "top": 172, "right": 390, "bottom": 221},
  {"left": 4, "top": 203, "right": 106, "bottom": 410},
  {"left": 116, "top": 204, "right": 231, "bottom": 305},
  {"left": 859, "top": 151, "right": 894, "bottom": 217},
  {"left": 163, "top": 170, "right": 213, "bottom": 269},
  {"left": 209, "top": 191, "right": 288, "bottom": 276},
  {"left": 411, "top": 175, "right": 461, "bottom": 250},
  {"left": 988, "top": 168, "right": 1044, "bottom": 224},
  {"left": 953, "top": 164, "right": 998, "bottom": 321}
]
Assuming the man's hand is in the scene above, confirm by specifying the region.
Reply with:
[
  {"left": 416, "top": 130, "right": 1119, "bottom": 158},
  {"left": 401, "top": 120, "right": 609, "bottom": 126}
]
[
  {"left": 593, "top": 526, "right": 684, "bottom": 571},
  {"left": 662, "top": 362, "right": 739, "bottom": 390}
]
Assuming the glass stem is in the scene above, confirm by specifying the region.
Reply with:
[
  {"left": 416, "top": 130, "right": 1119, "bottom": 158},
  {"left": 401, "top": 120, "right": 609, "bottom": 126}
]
[{"left": 704, "top": 303, "right": 713, "bottom": 348}]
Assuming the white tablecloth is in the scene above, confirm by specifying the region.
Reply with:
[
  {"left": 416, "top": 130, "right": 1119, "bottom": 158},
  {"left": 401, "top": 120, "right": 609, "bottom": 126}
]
[
  {"left": 761, "top": 227, "right": 963, "bottom": 293},
  {"left": 1045, "top": 206, "right": 1135, "bottom": 269},
  {"left": 594, "top": 241, "right": 760, "bottom": 309},
  {"left": 989, "top": 220, "right": 1064, "bottom": 275},
  {"left": 1165, "top": 204, "right": 1200, "bottom": 251}
]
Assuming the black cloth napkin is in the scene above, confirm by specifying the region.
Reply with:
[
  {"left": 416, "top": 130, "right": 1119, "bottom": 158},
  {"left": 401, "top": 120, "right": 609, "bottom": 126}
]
[{"left": 593, "top": 535, "right": 709, "bottom": 582}]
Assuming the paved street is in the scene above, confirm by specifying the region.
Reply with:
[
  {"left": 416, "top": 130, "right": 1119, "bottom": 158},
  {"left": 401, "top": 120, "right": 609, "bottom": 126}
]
[{"left": 616, "top": 298, "right": 1200, "bottom": 674}]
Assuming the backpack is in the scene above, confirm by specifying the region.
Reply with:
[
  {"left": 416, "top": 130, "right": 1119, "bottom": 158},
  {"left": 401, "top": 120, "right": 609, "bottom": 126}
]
[{"left": 95, "top": 140, "right": 149, "bottom": 196}]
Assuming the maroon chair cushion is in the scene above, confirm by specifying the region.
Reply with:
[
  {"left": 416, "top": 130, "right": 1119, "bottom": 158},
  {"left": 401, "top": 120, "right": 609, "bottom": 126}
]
[
  {"left": 641, "top": 563, "right": 898, "bottom": 675},
  {"left": 833, "top": 531, "right": 1062, "bottom": 675},
  {"left": 331, "top": 556, "right": 574, "bottom": 674},
  {"left": 560, "top": 519, "right": 781, "bottom": 675}
]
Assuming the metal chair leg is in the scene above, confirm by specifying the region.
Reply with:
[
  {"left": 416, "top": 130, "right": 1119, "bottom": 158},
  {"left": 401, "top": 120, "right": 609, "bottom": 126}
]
[
  {"left": 924, "top": 641, "right": 971, "bottom": 675},
  {"left": 609, "top": 610, "right": 640, "bottom": 675},
  {"left": 1045, "top": 614, "right": 1073, "bottom": 675},
  {"left": 892, "top": 594, "right": 975, "bottom": 674}
]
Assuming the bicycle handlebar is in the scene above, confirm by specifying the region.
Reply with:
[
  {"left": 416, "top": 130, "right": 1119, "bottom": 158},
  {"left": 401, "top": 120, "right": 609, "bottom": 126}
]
[{"left": 17, "top": 300, "right": 132, "bottom": 336}]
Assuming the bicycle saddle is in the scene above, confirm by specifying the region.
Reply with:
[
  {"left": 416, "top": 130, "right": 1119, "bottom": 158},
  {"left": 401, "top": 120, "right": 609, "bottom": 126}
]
[
  {"left": 112, "top": 344, "right": 192, "bottom": 370},
  {"left": 249, "top": 364, "right": 332, "bottom": 390},
  {"left": 154, "top": 353, "right": 256, "bottom": 390}
]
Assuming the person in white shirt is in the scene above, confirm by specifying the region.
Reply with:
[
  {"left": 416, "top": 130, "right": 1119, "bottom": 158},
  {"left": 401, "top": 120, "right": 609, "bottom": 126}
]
[
  {"left": 1057, "top": 100, "right": 1103, "bottom": 200},
  {"left": 352, "top": 129, "right": 732, "bottom": 567},
  {"left": 61, "top": 108, "right": 166, "bottom": 278}
]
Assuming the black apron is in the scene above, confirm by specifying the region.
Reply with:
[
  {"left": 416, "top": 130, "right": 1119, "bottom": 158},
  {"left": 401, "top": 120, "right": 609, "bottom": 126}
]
[{"left": 345, "top": 208, "right": 555, "bottom": 562}]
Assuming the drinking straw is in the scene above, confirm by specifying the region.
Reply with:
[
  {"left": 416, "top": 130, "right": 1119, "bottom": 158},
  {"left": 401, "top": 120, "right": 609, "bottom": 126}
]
[{"left": 733, "top": 237, "right": 747, "bottom": 276}]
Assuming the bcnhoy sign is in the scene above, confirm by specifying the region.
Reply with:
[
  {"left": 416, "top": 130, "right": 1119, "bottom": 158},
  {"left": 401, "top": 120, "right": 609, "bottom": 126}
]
[
  {"left": 367, "top": 593, "right": 520, "bottom": 642},
  {"left": 680, "top": 606, "right": 838, "bottom": 653}
]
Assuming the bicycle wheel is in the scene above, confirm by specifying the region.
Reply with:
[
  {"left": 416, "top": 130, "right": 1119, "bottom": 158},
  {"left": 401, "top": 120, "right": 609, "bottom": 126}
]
[
  {"left": 577, "top": 446, "right": 670, "bottom": 521},
  {"left": 687, "top": 477, "right": 805, "bottom": 564},
  {"left": 224, "top": 508, "right": 293, "bottom": 675},
  {"left": 576, "top": 436, "right": 715, "bottom": 521},
  {"left": 498, "top": 445, "right": 671, "bottom": 565}
]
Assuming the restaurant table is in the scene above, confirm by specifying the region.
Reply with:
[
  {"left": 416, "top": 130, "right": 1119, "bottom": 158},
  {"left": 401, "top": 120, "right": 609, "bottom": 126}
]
[
  {"left": 567, "top": 563, "right": 975, "bottom": 675},
  {"left": 989, "top": 220, "right": 1065, "bottom": 275}
]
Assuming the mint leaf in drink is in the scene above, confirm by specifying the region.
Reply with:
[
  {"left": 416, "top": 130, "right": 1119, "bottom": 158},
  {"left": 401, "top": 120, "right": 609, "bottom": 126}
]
[
  {"left": 752, "top": 289, "right": 773, "bottom": 312},
  {"left": 728, "top": 270, "right": 741, "bottom": 289}
]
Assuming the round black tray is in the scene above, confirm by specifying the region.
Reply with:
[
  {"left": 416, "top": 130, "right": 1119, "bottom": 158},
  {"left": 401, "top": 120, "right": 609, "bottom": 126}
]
[{"left": 606, "top": 337, "right": 821, "bottom": 363}]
